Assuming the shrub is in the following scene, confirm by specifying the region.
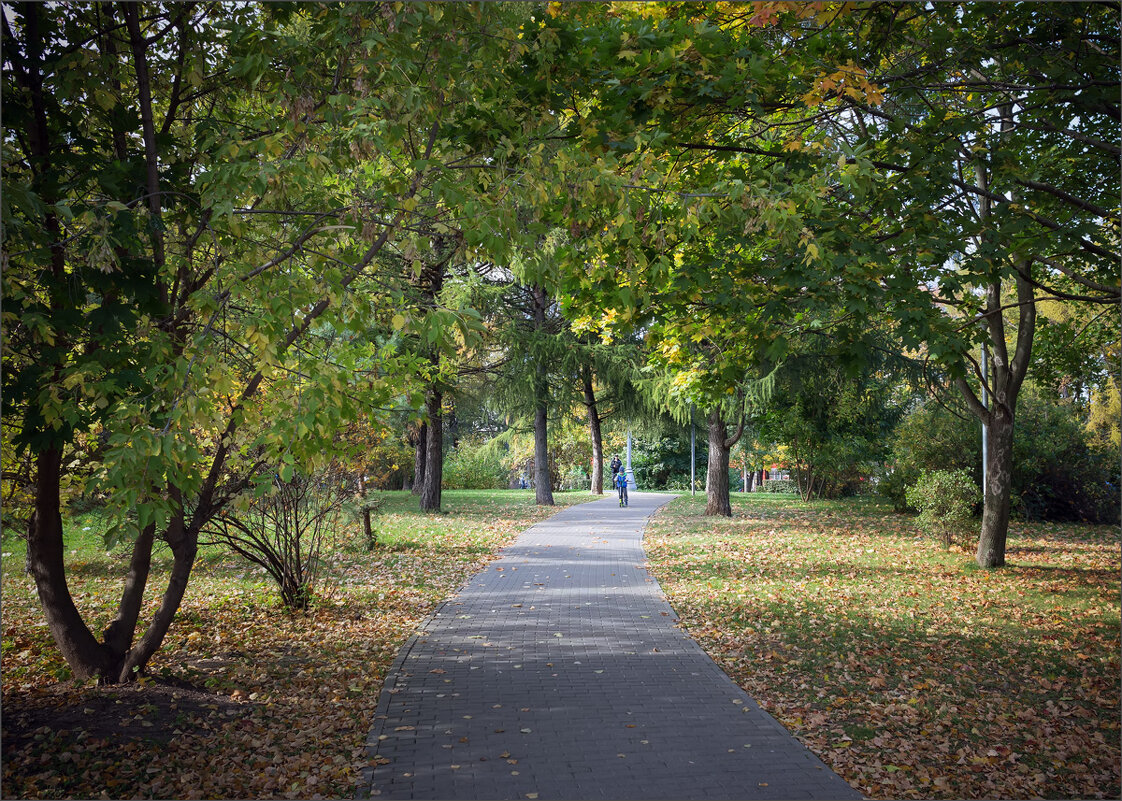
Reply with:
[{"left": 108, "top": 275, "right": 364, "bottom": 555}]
[
  {"left": 879, "top": 401, "right": 980, "bottom": 512},
  {"left": 757, "top": 478, "right": 799, "bottom": 494},
  {"left": 629, "top": 435, "right": 698, "bottom": 490},
  {"left": 905, "top": 469, "right": 980, "bottom": 549},
  {"left": 443, "top": 441, "right": 506, "bottom": 490},
  {"left": 663, "top": 476, "right": 701, "bottom": 492},
  {"left": 561, "top": 465, "right": 590, "bottom": 491},
  {"left": 203, "top": 467, "right": 350, "bottom": 609},
  {"left": 882, "top": 391, "right": 1119, "bottom": 523}
]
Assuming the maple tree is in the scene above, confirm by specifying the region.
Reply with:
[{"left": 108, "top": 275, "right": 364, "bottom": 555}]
[
  {"left": 3, "top": 0, "right": 1116, "bottom": 697},
  {"left": 534, "top": 2, "right": 1119, "bottom": 553},
  {"left": 1, "top": 1, "right": 568, "bottom": 681},
  {"left": 730, "top": 2, "right": 1120, "bottom": 565}
]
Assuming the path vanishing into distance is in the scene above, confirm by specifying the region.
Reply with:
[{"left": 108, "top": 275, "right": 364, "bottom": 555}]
[{"left": 358, "top": 492, "right": 861, "bottom": 800}]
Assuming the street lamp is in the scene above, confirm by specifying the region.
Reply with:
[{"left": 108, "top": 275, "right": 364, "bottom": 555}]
[
  {"left": 626, "top": 429, "right": 637, "bottom": 491},
  {"left": 690, "top": 404, "right": 696, "bottom": 496},
  {"left": 981, "top": 341, "right": 988, "bottom": 502}
]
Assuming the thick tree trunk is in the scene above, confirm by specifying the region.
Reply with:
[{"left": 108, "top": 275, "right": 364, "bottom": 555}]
[
  {"left": 976, "top": 407, "right": 1015, "bottom": 567},
  {"left": 705, "top": 411, "right": 733, "bottom": 516},
  {"left": 28, "top": 448, "right": 110, "bottom": 679},
  {"left": 533, "top": 405, "right": 555, "bottom": 505},
  {"left": 411, "top": 422, "right": 426, "bottom": 496},
  {"left": 419, "top": 390, "right": 442, "bottom": 512},
  {"left": 118, "top": 498, "right": 197, "bottom": 682},
  {"left": 530, "top": 284, "right": 555, "bottom": 505},
  {"left": 705, "top": 408, "right": 747, "bottom": 516},
  {"left": 29, "top": 449, "right": 192, "bottom": 684},
  {"left": 582, "top": 364, "right": 604, "bottom": 494}
]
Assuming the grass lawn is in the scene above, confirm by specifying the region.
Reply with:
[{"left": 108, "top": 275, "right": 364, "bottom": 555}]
[
  {"left": 1, "top": 489, "right": 595, "bottom": 800},
  {"left": 645, "top": 492, "right": 1121, "bottom": 800}
]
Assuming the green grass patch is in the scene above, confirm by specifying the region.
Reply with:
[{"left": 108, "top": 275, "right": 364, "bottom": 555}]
[{"left": 646, "top": 492, "right": 1120, "bottom": 801}]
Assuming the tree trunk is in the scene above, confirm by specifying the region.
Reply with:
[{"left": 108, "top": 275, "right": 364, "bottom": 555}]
[
  {"left": 124, "top": 3, "right": 165, "bottom": 279},
  {"left": 582, "top": 364, "right": 604, "bottom": 494},
  {"left": 530, "top": 284, "right": 554, "bottom": 505},
  {"left": 533, "top": 404, "right": 555, "bottom": 505},
  {"left": 419, "top": 390, "right": 442, "bottom": 512},
  {"left": 705, "top": 410, "right": 733, "bottom": 516},
  {"left": 954, "top": 103, "right": 1035, "bottom": 567},
  {"left": 101, "top": 522, "right": 156, "bottom": 657},
  {"left": 976, "top": 405, "right": 1015, "bottom": 567},
  {"left": 117, "top": 498, "right": 197, "bottom": 682},
  {"left": 411, "top": 422, "right": 426, "bottom": 496},
  {"left": 801, "top": 465, "right": 815, "bottom": 502},
  {"left": 28, "top": 448, "right": 111, "bottom": 679},
  {"left": 28, "top": 448, "right": 196, "bottom": 684},
  {"left": 956, "top": 259, "right": 1035, "bottom": 567}
]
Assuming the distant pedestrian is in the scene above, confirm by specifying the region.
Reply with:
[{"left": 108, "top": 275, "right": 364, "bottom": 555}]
[
  {"left": 615, "top": 470, "right": 629, "bottom": 507},
  {"left": 610, "top": 455, "right": 622, "bottom": 478}
]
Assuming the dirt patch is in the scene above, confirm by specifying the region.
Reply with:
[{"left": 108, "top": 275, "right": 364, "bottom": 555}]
[{"left": 2, "top": 674, "right": 252, "bottom": 751}]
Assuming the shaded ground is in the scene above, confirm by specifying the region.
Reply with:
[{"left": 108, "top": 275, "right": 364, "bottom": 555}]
[{"left": 3, "top": 673, "right": 245, "bottom": 749}]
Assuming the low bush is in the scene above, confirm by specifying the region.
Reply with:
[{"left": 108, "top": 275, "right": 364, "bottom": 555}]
[
  {"left": 757, "top": 478, "right": 799, "bottom": 494},
  {"left": 442, "top": 441, "right": 507, "bottom": 490},
  {"left": 202, "top": 467, "right": 350, "bottom": 609},
  {"left": 905, "top": 469, "right": 980, "bottom": 549},
  {"left": 882, "top": 391, "right": 1119, "bottom": 523}
]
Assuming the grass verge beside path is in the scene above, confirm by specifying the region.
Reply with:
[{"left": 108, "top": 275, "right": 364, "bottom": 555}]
[
  {"left": 645, "top": 493, "right": 1120, "bottom": 801},
  {"left": 1, "top": 489, "right": 594, "bottom": 800}
]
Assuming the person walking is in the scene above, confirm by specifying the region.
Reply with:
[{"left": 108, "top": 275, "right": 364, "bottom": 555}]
[{"left": 610, "top": 454, "right": 622, "bottom": 480}]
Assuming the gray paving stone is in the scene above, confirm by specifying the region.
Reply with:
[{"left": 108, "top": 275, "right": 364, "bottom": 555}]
[{"left": 357, "top": 492, "right": 861, "bottom": 800}]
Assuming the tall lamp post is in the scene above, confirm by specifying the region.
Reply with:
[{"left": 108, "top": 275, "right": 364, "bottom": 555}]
[
  {"left": 981, "top": 342, "right": 988, "bottom": 501},
  {"left": 690, "top": 405, "right": 696, "bottom": 496},
  {"left": 626, "top": 429, "right": 637, "bottom": 491}
]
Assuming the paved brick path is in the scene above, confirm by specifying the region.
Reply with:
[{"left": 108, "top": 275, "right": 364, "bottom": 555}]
[{"left": 358, "top": 492, "right": 861, "bottom": 800}]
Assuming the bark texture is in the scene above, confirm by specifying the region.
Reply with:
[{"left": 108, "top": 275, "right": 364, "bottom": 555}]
[
  {"left": 704, "top": 409, "right": 746, "bottom": 516},
  {"left": 534, "top": 405, "right": 555, "bottom": 505},
  {"left": 410, "top": 423, "right": 427, "bottom": 495},
  {"left": 977, "top": 410, "right": 1015, "bottom": 567},
  {"left": 419, "top": 390, "right": 443, "bottom": 512},
  {"left": 582, "top": 364, "right": 604, "bottom": 494},
  {"left": 531, "top": 284, "right": 554, "bottom": 505}
]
